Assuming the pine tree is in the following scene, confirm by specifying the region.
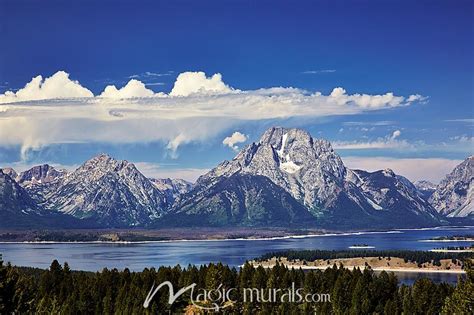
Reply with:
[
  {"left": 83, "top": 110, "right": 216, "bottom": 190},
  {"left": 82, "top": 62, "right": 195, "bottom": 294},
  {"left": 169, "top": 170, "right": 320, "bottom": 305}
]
[{"left": 442, "top": 260, "right": 474, "bottom": 314}]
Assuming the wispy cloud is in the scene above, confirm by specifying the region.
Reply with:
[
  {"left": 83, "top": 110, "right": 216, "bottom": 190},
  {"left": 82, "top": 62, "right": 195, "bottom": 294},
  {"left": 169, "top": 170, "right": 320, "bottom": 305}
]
[
  {"left": 342, "top": 120, "right": 395, "bottom": 126},
  {"left": 333, "top": 139, "right": 412, "bottom": 150},
  {"left": 127, "top": 71, "right": 173, "bottom": 79},
  {"left": 302, "top": 69, "right": 336, "bottom": 74},
  {"left": 444, "top": 118, "right": 474, "bottom": 124},
  {"left": 406, "top": 94, "right": 429, "bottom": 104},
  {"left": 333, "top": 132, "right": 474, "bottom": 155},
  {"left": 333, "top": 130, "right": 410, "bottom": 150},
  {"left": 145, "top": 82, "right": 166, "bottom": 86}
]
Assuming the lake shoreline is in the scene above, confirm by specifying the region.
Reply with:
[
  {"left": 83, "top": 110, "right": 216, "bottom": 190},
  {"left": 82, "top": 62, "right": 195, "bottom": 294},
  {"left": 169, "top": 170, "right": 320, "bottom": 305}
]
[
  {"left": 0, "top": 230, "right": 408, "bottom": 244},
  {"left": 252, "top": 264, "right": 466, "bottom": 274},
  {"left": 250, "top": 255, "right": 469, "bottom": 275}
]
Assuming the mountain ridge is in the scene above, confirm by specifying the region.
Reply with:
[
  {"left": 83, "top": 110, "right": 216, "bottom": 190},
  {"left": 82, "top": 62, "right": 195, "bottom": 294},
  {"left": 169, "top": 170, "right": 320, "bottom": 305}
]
[{"left": 0, "top": 127, "right": 470, "bottom": 228}]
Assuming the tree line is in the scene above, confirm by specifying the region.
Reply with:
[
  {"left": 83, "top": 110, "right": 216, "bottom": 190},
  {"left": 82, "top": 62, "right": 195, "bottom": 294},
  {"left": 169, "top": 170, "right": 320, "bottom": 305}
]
[{"left": 0, "top": 256, "right": 472, "bottom": 314}]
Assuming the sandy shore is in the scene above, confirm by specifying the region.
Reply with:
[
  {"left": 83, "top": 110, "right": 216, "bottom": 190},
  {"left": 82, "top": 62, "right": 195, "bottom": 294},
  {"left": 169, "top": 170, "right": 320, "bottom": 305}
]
[
  {"left": 430, "top": 249, "right": 473, "bottom": 253},
  {"left": 420, "top": 239, "right": 474, "bottom": 242},
  {"left": 251, "top": 256, "right": 468, "bottom": 274}
]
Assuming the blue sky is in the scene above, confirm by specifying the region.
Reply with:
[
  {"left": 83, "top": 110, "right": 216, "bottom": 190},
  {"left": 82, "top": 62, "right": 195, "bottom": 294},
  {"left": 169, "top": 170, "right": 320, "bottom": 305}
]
[{"left": 0, "top": 0, "right": 472, "bottom": 182}]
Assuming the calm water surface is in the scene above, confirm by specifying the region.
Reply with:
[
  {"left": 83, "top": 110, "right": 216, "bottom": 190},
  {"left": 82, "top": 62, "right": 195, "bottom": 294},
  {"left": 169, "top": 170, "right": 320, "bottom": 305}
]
[{"left": 0, "top": 226, "right": 472, "bottom": 284}]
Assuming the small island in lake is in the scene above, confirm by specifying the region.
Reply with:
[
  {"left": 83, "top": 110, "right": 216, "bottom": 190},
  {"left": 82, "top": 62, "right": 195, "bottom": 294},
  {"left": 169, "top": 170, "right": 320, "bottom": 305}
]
[
  {"left": 349, "top": 244, "right": 375, "bottom": 249},
  {"left": 422, "top": 234, "right": 474, "bottom": 242}
]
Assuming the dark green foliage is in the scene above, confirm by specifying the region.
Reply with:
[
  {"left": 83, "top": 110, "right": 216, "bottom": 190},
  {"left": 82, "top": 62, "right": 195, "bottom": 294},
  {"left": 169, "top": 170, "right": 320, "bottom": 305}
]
[
  {"left": 158, "top": 174, "right": 315, "bottom": 228},
  {"left": 0, "top": 257, "right": 471, "bottom": 314},
  {"left": 442, "top": 260, "right": 474, "bottom": 314}
]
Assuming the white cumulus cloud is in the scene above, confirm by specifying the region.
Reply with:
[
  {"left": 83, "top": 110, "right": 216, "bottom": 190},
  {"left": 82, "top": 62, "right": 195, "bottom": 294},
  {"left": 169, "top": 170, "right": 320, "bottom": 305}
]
[
  {"left": 329, "top": 87, "right": 408, "bottom": 108},
  {"left": 169, "top": 71, "right": 234, "bottom": 96},
  {"left": 99, "top": 79, "right": 163, "bottom": 98},
  {"left": 0, "top": 71, "right": 93, "bottom": 103},
  {"left": 223, "top": 131, "right": 248, "bottom": 151}
]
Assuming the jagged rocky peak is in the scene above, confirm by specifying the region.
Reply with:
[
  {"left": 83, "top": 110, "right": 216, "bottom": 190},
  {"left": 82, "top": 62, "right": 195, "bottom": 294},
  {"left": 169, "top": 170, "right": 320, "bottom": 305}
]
[
  {"left": 259, "top": 127, "right": 313, "bottom": 147},
  {"left": 77, "top": 153, "right": 143, "bottom": 180},
  {"left": 82, "top": 153, "right": 126, "bottom": 170},
  {"left": 71, "top": 153, "right": 158, "bottom": 191},
  {"left": 229, "top": 127, "right": 346, "bottom": 178},
  {"left": 18, "top": 164, "right": 66, "bottom": 185},
  {"left": 259, "top": 127, "right": 333, "bottom": 151},
  {"left": 39, "top": 153, "right": 171, "bottom": 227},
  {"left": 255, "top": 127, "right": 340, "bottom": 173},
  {"left": 430, "top": 156, "right": 473, "bottom": 217},
  {"left": 1, "top": 167, "right": 18, "bottom": 180}
]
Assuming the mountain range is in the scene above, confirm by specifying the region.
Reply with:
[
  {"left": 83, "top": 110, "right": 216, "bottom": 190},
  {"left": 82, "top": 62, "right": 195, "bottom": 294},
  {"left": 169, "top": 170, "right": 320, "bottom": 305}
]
[{"left": 1, "top": 127, "right": 472, "bottom": 229}]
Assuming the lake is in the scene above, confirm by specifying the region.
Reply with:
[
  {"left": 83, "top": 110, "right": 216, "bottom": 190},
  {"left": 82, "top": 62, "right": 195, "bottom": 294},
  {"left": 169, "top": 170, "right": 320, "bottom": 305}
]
[{"left": 1, "top": 226, "right": 472, "bottom": 284}]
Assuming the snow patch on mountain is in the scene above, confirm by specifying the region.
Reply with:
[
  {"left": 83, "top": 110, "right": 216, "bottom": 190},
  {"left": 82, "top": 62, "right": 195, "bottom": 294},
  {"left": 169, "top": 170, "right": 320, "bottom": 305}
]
[{"left": 365, "top": 197, "right": 383, "bottom": 210}]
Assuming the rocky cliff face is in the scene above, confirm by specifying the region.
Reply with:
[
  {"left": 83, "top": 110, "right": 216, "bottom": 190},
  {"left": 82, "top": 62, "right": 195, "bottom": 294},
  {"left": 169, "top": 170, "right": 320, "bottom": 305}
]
[
  {"left": 149, "top": 178, "right": 192, "bottom": 205},
  {"left": 0, "top": 167, "right": 18, "bottom": 181},
  {"left": 430, "top": 156, "right": 473, "bottom": 217},
  {"left": 17, "top": 164, "right": 67, "bottom": 187}
]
